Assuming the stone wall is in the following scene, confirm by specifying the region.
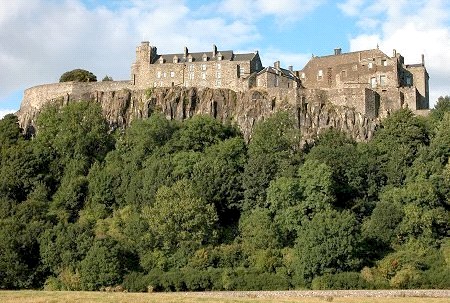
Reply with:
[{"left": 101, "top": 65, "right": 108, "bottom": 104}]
[{"left": 17, "top": 84, "right": 377, "bottom": 143}]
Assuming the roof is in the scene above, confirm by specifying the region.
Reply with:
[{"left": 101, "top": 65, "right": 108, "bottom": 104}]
[
  {"left": 257, "top": 66, "right": 297, "bottom": 80},
  {"left": 153, "top": 50, "right": 257, "bottom": 64},
  {"left": 300, "top": 48, "right": 391, "bottom": 71}
]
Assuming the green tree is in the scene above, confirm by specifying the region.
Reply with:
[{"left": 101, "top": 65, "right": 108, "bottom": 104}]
[
  {"left": 59, "top": 69, "right": 97, "bottom": 82},
  {"left": 242, "top": 111, "right": 300, "bottom": 209},
  {"left": 295, "top": 209, "right": 361, "bottom": 282},
  {"left": 79, "top": 238, "right": 135, "bottom": 290},
  {"left": 143, "top": 179, "right": 218, "bottom": 252},
  {"left": 0, "top": 114, "right": 22, "bottom": 149}
]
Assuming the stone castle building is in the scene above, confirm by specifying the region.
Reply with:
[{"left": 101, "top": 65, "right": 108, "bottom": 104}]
[
  {"left": 131, "top": 42, "right": 263, "bottom": 91},
  {"left": 18, "top": 42, "right": 429, "bottom": 135},
  {"left": 131, "top": 42, "right": 429, "bottom": 118}
]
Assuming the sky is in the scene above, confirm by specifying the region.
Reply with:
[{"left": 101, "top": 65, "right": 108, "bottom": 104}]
[{"left": 1, "top": 0, "right": 450, "bottom": 118}]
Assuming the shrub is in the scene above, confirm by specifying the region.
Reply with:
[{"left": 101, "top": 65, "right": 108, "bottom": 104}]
[{"left": 311, "top": 272, "right": 369, "bottom": 290}]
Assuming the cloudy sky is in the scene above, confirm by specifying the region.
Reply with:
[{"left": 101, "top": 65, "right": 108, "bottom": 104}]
[{"left": 1, "top": 0, "right": 449, "bottom": 118}]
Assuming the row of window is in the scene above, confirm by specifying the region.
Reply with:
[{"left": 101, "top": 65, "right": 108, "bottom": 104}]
[{"left": 160, "top": 55, "right": 224, "bottom": 64}]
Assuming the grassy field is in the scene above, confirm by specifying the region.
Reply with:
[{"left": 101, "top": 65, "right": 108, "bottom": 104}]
[{"left": 0, "top": 291, "right": 449, "bottom": 303}]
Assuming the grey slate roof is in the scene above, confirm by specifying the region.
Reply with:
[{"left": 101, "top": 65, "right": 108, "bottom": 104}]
[
  {"left": 153, "top": 50, "right": 257, "bottom": 64},
  {"left": 257, "top": 66, "right": 297, "bottom": 80}
]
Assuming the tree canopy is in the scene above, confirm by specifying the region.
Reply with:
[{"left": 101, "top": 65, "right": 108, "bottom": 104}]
[{"left": 0, "top": 99, "right": 449, "bottom": 291}]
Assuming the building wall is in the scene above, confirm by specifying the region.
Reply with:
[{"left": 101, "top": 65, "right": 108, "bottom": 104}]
[{"left": 131, "top": 42, "right": 261, "bottom": 92}]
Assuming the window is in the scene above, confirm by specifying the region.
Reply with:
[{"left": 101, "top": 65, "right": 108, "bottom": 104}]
[
  {"left": 352, "top": 64, "right": 358, "bottom": 71},
  {"left": 240, "top": 67, "right": 245, "bottom": 75},
  {"left": 173, "top": 57, "right": 178, "bottom": 63},
  {"left": 216, "top": 79, "right": 221, "bottom": 87},
  {"left": 301, "top": 73, "right": 305, "bottom": 79},
  {"left": 202, "top": 72, "right": 206, "bottom": 80},
  {"left": 159, "top": 57, "right": 164, "bottom": 64},
  {"left": 170, "top": 71, "right": 175, "bottom": 78},
  {"left": 188, "top": 72, "right": 194, "bottom": 80},
  {"left": 188, "top": 65, "right": 194, "bottom": 71},
  {"left": 341, "top": 70, "right": 347, "bottom": 78},
  {"left": 379, "top": 75, "right": 387, "bottom": 86},
  {"left": 317, "top": 69, "right": 323, "bottom": 80},
  {"left": 188, "top": 56, "right": 193, "bottom": 62},
  {"left": 157, "top": 71, "right": 161, "bottom": 79},
  {"left": 370, "top": 77, "right": 377, "bottom": 88},
  {"left": 216, "top": 71, "right": 221, "bottom": 78},
  {"left": 381, "top": 59, "right": 387, "bottom": 66},
  {"left": 368, "top": 62, "right": 373, "bottom": 69},
  {"left": 406, "top": 76, "right": 412, "bottom": 86},
  {"left": 163, "top": 72, "right": 166, "bottom": 78},
  {"left": 217, "top": 63, "right": 221, "bottom": 70},
  {"left": 201, "top": 64, "right": 207, "bottom": 71},
  {"left": 202, "top": 54, "right": 208, "bottom": 61}
]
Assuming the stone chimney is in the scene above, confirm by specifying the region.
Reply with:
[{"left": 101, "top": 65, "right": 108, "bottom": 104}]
[
  {"left": 184, "top": 46, "right": 188, "bottom": 58},
  {"left": 334, "top": 48, "right": 342, "bottom": 55},
  {"left": 213, "top": 44, "right": 217, "bottom": 57},
  {"left": 393, "top": 49, "right": 397, "bottom": 57},
  {"left": 274, "top": 61, "right": 280, "bottom": 70},
  {"left": 421, "top": 54, "right": 425, "bottom": 66},
  {"left": 288, "top": 66, "right": 293, "bottom": 72}
]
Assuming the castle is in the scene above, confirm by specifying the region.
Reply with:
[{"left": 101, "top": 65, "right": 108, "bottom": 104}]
[
  {"left": 131, "top": 42, "right": 429, "bottom": 117},
  {"left": 18, "top": 42, "right": 430, "bottom": 134}
]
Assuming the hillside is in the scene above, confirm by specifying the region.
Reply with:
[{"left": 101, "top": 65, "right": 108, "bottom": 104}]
[{"left": 17, "top": 83, "right": 376, "bottom": 143}]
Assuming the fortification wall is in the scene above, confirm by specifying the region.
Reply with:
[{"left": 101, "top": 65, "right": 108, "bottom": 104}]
[{"left": 18, "top": 81, "right": 133, "bottom": 129}]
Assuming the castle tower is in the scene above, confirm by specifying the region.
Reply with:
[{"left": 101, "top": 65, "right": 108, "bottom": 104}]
[{"left": 131, "top": 41, "right": 158, "bottom": 86}]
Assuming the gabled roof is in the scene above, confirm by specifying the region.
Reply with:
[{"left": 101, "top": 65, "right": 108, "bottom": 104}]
[
  {"left": 153, "top": 50, "right": 257, "bottom": 64},
  {"left": 300, "top": 49, "right": 391, "bottom": 71},
  {"left": 257, "top": 66, "right": 297, "bottom": 80}
]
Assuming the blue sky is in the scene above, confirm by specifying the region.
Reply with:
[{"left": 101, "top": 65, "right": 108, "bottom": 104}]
[{"left": 1, "top": 0, "right": 450, "bottom": 118}]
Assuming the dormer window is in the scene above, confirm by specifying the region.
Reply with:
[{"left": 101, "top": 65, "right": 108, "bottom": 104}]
[
  {"left": 317, "top": 69, "right": 323, "bottom": 80},
  {"left": 217, "top": 52, "right": 223, "bottom": 61},
  {"left": 159, "top": 57, "right": 165, "bottom": 64},
  {"left": 202, "top": 54, "right": 208, "bottom": 61},
  {"left": 188, "top": 55, "right": 193, "bottom": 62},
  {"left": 173, "top": 56, "right": 179, "bottom": 63}
]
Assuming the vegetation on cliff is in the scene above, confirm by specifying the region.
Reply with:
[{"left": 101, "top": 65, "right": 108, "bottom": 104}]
[
  {"left": 59, "top": 69, "right": 97, "bottom": 83},
  {"left": 0, "top": 97, "right": 449, "bottom": 291}
]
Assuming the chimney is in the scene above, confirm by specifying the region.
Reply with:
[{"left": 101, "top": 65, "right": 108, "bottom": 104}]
[
  {"left": 184, "top": 46, "right": 188, "bottom": 58},
  {"left": 421, "top": 54, "right": 425, "bottom": 66},
  {"left": 274, "top": 61, "right": 280, "bottom": 70},
  {"left": 212, "top": 44, "right": 217, "bottom": 57},
  {"left": 288, "top": 66, "right": 293, "bottom": 72},
  {"left": 334, "top": 48, "right": 342, "bottom": 55},
  {"left": 141, "top": 41, "right": 149, "bottom": 46},
  {"left": 393, "top": 49, "right": 397, "bottom": 57}
]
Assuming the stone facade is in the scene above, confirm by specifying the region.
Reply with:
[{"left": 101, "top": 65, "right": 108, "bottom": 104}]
[
  {"left": 17, "top": 43, "right": 430, "bottom": 135},
  {"left": 297, "top": 48, "right": 429, "bottom": 117},
  {"left": 131, "top": 42, "right": 263, "bottom": 92}
]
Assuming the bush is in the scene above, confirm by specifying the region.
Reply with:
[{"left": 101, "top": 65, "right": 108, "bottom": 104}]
[
  {"left": 59, "top": 69, "right": 97, "bottom": 82},
  {"left": 311, "top": 272, "right": 369, "bottom": 290},
  {"left": 122, "top": 272, "right": 149, "bottom": 292}
]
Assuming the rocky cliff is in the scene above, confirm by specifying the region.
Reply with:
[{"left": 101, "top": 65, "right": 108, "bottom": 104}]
[{"left": 17, "top": 82, "right": 377, "bottom": 142}]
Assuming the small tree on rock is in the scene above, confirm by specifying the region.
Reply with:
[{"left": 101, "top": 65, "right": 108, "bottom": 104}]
[{"left": 59, "top": 69, "right": 97, "bottom": 82}]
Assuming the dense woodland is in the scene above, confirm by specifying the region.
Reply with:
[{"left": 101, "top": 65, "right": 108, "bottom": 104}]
[{"left": 0, "top": 97, "right": 449, "bottom": 291}]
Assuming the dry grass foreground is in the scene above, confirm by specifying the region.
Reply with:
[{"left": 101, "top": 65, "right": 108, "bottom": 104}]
[{"left": 0, "top": 290, "right": 449, "bottom": 303}]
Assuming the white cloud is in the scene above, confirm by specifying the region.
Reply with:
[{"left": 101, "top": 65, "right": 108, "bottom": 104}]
[
  {"left": 260, "top": 49, "right": 311, "bottom": 71},
  {"left": 0, "top": 109, "right": 16, "bottom": 119},
  {"left": 344, "top": 0, "right": 450, "bottom": 106},
  {"left": 0, "top": 0, "right": 261, "bottom": 110},
  {"left": 337, "top": 0, "right": 365, "bottom": 16}
]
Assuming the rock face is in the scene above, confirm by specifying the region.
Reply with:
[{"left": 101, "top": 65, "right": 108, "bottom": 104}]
[{"left": 17, "top": 82, "right": 377, "bottom": 142}]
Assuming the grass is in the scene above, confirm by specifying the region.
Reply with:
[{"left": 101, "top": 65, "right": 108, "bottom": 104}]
[{"left": 0, "top": 291, "right": 448, "bottom": 303}]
